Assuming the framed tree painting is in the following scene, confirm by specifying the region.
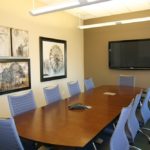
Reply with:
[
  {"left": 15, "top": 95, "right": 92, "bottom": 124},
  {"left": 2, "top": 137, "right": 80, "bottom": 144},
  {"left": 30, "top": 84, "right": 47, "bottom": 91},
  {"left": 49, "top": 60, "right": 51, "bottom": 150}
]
[
  {"left": 11, "top": 28, "right": 29, "bottom": 57},
  {"left": 0, "top": 26, "right": 11, "bottom": 57},
  {"left": 39, "top": 37, "right": 67, "bottom": 82},
  {"left": 0, "top": 59, "right": 31, "bottom": 95}
]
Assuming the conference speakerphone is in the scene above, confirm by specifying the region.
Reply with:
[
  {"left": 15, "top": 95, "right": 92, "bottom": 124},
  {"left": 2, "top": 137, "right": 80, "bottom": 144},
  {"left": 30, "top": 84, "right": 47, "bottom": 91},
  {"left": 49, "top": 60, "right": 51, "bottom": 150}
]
[{"left": 68, "top": 103, "right": 92, "bottom": 110}]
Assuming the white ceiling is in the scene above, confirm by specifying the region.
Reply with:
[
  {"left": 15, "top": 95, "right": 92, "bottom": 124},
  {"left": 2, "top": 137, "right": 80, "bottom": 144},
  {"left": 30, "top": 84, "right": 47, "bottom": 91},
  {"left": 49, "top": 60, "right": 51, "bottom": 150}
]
[{"left": 39, "top": 0, "right": 150, "bottom": 19}]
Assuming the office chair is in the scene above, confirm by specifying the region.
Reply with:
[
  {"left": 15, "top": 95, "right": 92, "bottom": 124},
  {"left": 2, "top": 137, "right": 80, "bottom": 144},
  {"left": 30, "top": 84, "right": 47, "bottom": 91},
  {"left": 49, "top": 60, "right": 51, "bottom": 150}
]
[
  {"left": 8, "top": 90, "right": 36, "bottom": 116},
  {"left": 110, "top": 106, "right": 131, "bottom": 150},
  {"left": 126, "top": 90, "right": 150, "bottom": 146},
  {"left": 140, "top": 88, "right": 150, "bottom": 125},
  {"left": 84, "top": 78, "right": 95, "bottom": 91},
  {"left": 138, "top": 88, "right": 150, "bottom": 142},
  {"left": 119, "top": 75, "right": 135, "bottom": 87},
  {"left": 126, "top": 94, "right": 143, "bottom": 149},
  {"left": 67, "top": 81, "right": 81, "bottom": 96},
  {"left": 43, "top": 85, "right": 62, "bottom": 105},
  {"left": 110, "top": 99, "right": 143, "bottom": 150},
  {"left": 0, "top": 117, "right": 36, "bottom": 150}
]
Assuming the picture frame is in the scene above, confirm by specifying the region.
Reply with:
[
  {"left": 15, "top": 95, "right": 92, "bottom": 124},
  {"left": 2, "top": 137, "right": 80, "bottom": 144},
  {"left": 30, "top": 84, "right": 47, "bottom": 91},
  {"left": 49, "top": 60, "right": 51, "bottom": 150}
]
[
  {"left": 0, "top": 26, "right": 11, "bottom": 57},
  {"left": 11, "top": 28, "right": 29, "bottom": 57},
  {"left": 0, "top": 59, "right": 31, "bottom": 95},
  {"left": 39, "top": 37, "right": 67, "bottom": 82}
]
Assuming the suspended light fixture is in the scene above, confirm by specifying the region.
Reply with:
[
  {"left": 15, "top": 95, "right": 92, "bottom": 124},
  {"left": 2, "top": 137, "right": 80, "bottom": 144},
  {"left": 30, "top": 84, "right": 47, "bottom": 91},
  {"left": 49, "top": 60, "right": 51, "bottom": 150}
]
[
  {"left": 79, "top": 16, "right": 150, "bottom": 29},
  {"left": 30, "top": 0, "right": 111, "bottom": 16}
]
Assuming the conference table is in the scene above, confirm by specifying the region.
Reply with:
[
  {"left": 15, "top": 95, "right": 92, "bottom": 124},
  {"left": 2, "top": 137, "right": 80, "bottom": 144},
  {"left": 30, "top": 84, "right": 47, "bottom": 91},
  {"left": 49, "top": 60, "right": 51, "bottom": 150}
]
[{"left": 14, "top": 85, "right": 142, "bottom": 149}]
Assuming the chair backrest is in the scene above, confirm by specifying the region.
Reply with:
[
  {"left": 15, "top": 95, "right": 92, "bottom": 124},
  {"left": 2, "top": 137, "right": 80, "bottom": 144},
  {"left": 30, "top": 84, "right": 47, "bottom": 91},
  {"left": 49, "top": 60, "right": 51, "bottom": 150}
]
[
  {"left": 126, "top": 93, "right": 141, "bottom": 142},
  {"left": 8, "top": 90, "right": 36, "bottom": 116},
  {"left": 67, "top": 81, "right": 81, "bottom": 96},
  {"left": 0, "top": 118, "right": 24, "bottom": 150},
  {"left": 110, "top": 106, "right": 131, "bottom": 150},
  {"left": 43, "top": 85, "right": 62, "bottom": 105},
  {"left": 140, "top": 88, "right": 150, "bottom": 124},
  {"left": 119, "top": 75, "right": 135, "bottom": 87},
  {"left": 84, "top": 78, "right": 95, "bottom": 91}
]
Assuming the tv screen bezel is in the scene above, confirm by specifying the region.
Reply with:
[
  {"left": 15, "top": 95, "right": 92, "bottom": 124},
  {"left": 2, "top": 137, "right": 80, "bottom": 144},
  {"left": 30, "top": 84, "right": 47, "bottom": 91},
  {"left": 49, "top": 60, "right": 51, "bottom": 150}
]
[{"left": 108, "top": 38, "right": 150, "bottom": 70}]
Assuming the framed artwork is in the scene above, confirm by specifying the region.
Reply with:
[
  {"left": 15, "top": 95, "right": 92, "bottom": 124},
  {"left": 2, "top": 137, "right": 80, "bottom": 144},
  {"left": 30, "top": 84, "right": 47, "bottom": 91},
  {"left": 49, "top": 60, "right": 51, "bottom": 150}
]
[
  {"left": 11, "top": 28, "right": 29, "bottom": 57},
  {"left": 39, "top": 37, "right": 67, "bottom": 82},
  {"left": 0, "top": 26, "right": 11, "bottom": 57},
  {"left": 0, "top": 59, "right": 31, "bottom": 95}
]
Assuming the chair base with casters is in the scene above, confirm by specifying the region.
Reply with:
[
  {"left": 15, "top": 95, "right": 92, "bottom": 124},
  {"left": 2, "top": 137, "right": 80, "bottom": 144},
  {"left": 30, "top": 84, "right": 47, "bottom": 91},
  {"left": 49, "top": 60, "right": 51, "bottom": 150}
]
[
  {"left": 138, "top": 118, "right": 150, "bottom": 143},
  {"left": 95, "top": 138, "right": 103, "bottom": 144},
  {"left": 129, "top": 132, "right": 150, "bottom": 150},
  {"left": 130, "top": 145, "right": 142, "bottom": 150},
  {"left": 138, "top": 129, "right": 150, "bottom": 143},
  {"left": 135, "top": 118, "right": 150, "bottom": 143}
]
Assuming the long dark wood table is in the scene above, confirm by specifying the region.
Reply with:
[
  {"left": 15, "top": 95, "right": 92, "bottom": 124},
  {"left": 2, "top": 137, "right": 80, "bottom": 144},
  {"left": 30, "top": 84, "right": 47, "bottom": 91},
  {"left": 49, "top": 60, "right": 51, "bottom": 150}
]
[{"left": 14, "top": 85, "right": 142, "bottom": 148}]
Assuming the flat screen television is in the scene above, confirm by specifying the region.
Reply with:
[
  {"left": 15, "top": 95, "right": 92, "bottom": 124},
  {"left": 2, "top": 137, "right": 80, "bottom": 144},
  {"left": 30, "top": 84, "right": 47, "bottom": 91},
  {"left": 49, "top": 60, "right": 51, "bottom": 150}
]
[{"left": 109, "top": 39, "right": 150, "bottom": 70}]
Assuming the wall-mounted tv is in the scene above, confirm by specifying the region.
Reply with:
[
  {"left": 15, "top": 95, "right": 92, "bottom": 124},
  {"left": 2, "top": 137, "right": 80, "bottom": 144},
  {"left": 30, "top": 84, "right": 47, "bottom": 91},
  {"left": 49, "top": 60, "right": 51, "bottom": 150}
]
[{"left": 109, "top": 39, "right": 150, "bottom": 70}]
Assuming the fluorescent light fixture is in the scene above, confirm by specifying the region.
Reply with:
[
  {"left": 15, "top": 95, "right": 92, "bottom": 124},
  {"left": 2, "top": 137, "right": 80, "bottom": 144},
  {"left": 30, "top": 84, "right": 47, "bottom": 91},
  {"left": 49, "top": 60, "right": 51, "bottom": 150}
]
[
  {"left": 31, "top": 1, "right": 79, "bottom": 15},
  {"left": 79, "top": 16, "right": 150, "bottom": 29},
  {"left": 30, "top": 0, "right": 110, "bottom": 16},
  {"left": 121, "top": 17, "right": 150, "bottom": 24}
]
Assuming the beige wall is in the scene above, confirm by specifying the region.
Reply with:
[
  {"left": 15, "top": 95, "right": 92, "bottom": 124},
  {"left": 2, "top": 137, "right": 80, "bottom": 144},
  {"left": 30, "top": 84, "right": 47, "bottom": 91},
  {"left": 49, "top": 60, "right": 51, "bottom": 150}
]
[
  {"left": 0, "top": 0, "right": 84, "bottom": 117},
  {"left": 84, "top": 10, "right": 150, "bottom": 88}
]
